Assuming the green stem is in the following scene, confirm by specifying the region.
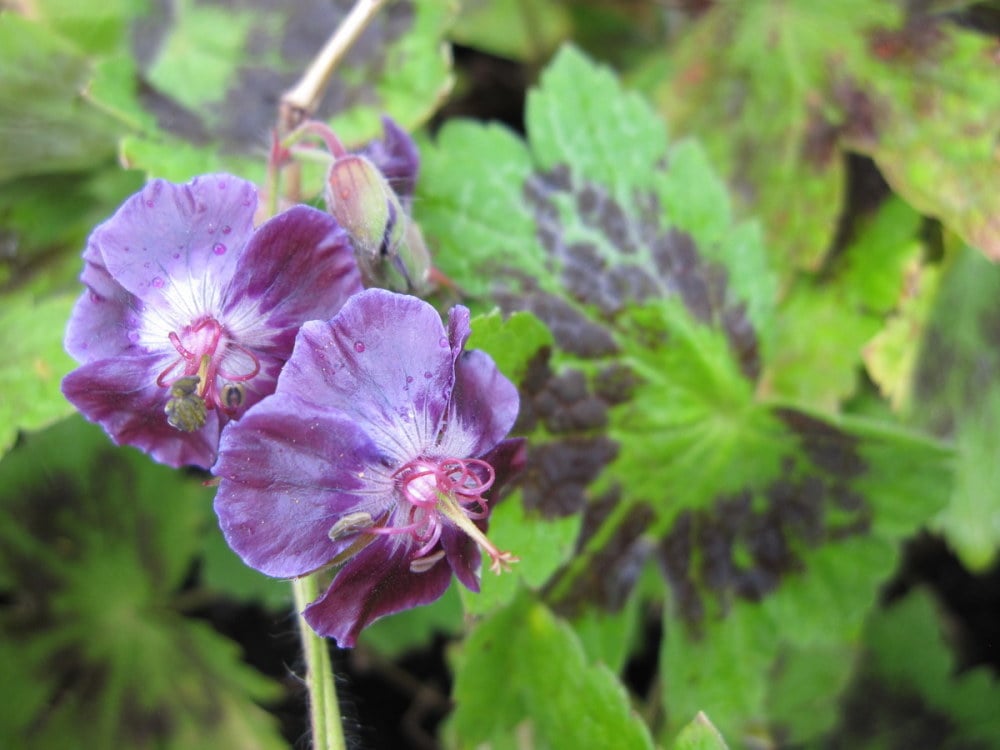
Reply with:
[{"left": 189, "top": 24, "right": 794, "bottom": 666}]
[{"left": 292, "top": 575, "right": 347, "bottom": 750}]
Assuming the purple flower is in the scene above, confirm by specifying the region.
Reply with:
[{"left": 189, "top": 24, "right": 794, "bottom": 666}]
[
  {"left": 62, "top": 174, "right": 363, "bottom": 469},
  {"left": 213, "top": 289, "right": 526, "bottom": 647}
]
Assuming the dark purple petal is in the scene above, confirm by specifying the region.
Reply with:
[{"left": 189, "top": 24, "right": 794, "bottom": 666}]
[
  {"left": 94, "top": 175, "right": 256, "bottom": 304},
  {"left": 277, "top": 290, "right": 456, "bottom": 463},
  {"left": 62, "top": 355, "right": 220, "bottom": 469},
  {"left": 481, "top": 438, "right": 528, "bottom": 497},
  {"left": 65, "top": 256, "right": 141, "bottom": 362},
  {"left": 441, "top": 525, "right": 482, "bottom": 592},
  {"left": 302, "top": 537, "right": 453, "bottom": 647},
  {"left": 235, "top": 204, "right": 363, "bottom": 353},
  {"left": 360, "top": 116, "right": 420, "bottom": 204},
  {"left": 214, "top": 393, "right": 389, "bottom": 578},
  {"left": 439, "top": 349, "right": 520, "bottom": 459}
]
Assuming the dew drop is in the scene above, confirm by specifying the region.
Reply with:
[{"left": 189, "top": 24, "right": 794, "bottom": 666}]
[
  {"left": 127, "top": 331, "right": 140, "bottom": 343},
  {"left": 89, "top": 291, "right": 101, "bottom": 303},
  {"left": 218, "top": 180, "right": 227, "bottom": 190},
  {"left": 213, "top": 242, "right": 227, "bottom": 255},
  {"left": 438, "top": 336, "right": 448, "bottom": 348},
  {"left": 143, "top": 261, "right": 152, "bottom": 269},
  {"left": 145, "top": 200, "right": 154, "bottom": 208},
  {"left": 207, "top": 223, "right": 216, "bottom": 234},
  {"left": 151, "top": 276, "right": 164, "bottom": 288},
  {"left": 173, "top": 252, "right": 181, "bottom": 259},
  {"left": 423, "top": 371, "right": 432, "bottom": 379},
  {"left": 406, "top": 375, "right": 414, "bottom": 383},
  {"left": 221, "top": 225, "right": 232, "bottom": 235},
  {"left": 354, "top": 341, "right": 366, "bottom": 353}
]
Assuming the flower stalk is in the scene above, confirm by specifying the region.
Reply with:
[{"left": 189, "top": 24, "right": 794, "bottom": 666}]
[{"left": 292, "top": 574, "right": 347, "bottom": 750}]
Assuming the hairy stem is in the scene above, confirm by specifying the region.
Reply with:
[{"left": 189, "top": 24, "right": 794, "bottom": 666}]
[{"left": 292, "top": 575, "right": 346, "bottom": 750}]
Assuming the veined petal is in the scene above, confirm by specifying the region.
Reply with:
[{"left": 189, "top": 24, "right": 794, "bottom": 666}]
[
  {"left": 95, "top": 175, "right": 256, "bottom": 308},
  {"left": 65, "top": 257, "right": 141, "bottom": 362},
  {"left": 278, "top": 289, "right": 457, "bottom": 463},
  {"left": 234, "top": 204, "right": 363, "bottom": 351},
  {"left": 302, "top": 536, "right": 453, "bottom": 647},
  {"left": 62, "top": 354, "right": 221, "bottom": 469},
  {"left": 439, "top": 349, "right": 521, "bottom": 459},
  {"left": 214, "top": 393, "right": 391, "bottom": 578}
]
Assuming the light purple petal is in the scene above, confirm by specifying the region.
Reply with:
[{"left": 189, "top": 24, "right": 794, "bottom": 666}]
[
  {"left": 214, "top": 393, "right": 390, "bottom": 578},
  {"left": 277, "top": 289, "right": 456, "bottom": 463},
  {"left": 94, "top": 175, "right": 256, "bottom": 304},
  {"left": 62, "top": 355, "right": 220, "bottom": 469},
  {"left": 65, "top": 255, "right": 141, "bottom": 362},
  {"left": 302, "top": 537, "right": 453, "bottom": 647},
  {"left": 235, "top": 205, "right": 362, "bottom": 351}
]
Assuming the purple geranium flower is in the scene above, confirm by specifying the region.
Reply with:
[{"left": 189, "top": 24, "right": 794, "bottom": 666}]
[
  {"left": 213, "top": 289, "right": 526, "bottom": 647},
  {"left": 62, "top": 174, "right": 363, "bottom": 469}
]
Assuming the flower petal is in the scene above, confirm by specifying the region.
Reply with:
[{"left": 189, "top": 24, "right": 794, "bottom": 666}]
[
  {"left": 65, "top": 254, "right": 141, "bottom": 362},
  {"left": 214, "top": 392, "right": 390, "bottom": 578},
  {"left": 94, "top": 175, "right": 256, "bottom": 305},
  {"left": 439, "top": 349, "right": 521, "bottom": 459},
  {"left": 278, "top": 289, "right": 457, "bottom": 463},
  {"left": 234, "top": 204, "right": 362, "bottom": 354},
  {"left": 360, "top": 116, "right": 420, "bottom": 204},
  {"left": 62, "top": 354, "right": 221, "bottom": 469},
  {"left": 441, "top": 525, "right": 482, "bottom": 592},
  {"left": 302, "top": 536, "right": 453, "bottom": 647}
]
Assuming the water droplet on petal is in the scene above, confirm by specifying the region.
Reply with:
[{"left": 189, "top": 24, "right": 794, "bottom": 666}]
[
  {"left": 221, "top": 225, "right": 232, "bottom": 235},
  {"left": 173, "top": 252, "right": 181, "bottom": 259},
  {"left": 439, "top": 337, "right": 449, "bottom": 348},
  {"left": 423, "top": 371, "right": 432, "bottom": 379},
  {"left": 213, "top": 242, "right": 227, "bottom": 255},
  {"left": 145, "top": 200, "right": 154, "bottom": 208},
  {"left": 151, "top": 276, "right": 164, "bottom": 288},
  {"left": 143, "top": 261, "right": 152, "bottom": 269},
  {"left": 127, "top": 331, "right": 140, "bottom": 343},
  {"left": 354, "top": 341, "right": 365, "bottom": 353},
  {"left": 406, "top": 375, "right": 414, "bottom": 383},
  {"left": 207, "top": 223, "right": 216, "bottom": 234},
  {"left": 218, "top": 180, "right": 227, "bottom": 189}
]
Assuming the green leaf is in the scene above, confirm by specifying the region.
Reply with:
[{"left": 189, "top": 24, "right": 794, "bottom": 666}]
[
  {"left": 0, "top": 167, "right": 144, "bottom": 291},
  {"left": 645, "top": 1, "right": 900, "bottom": 276},
  {"left": 449, "top": 590, "right": 655, "bottom": 750},
  {"left": 468, "top": 309, "right": 554, "bottom": 384},
  {"left": 672, "top": 712, "right": 730, "bottom": 750},
  {"left": 763, "top": 197, "right": 925, "bottom": 410},
  {"left": 450, "top": 0, "right": 570, "bottom": 62},
  {"left": 826, "top": 588, "right": 1000, "bottom": 748},
  {"left": 115, "top": 0, "right": 455, "bottom": 180},
  {"left": 0, "top": 14, "right": 119, "bottom": 181},
  {"left": 458, "top": 493, "right": 581, "bottom": 616},
  {"left": 0, "top": 292, "right": 79, "bottom": 456},
  {"left": 418, "top": 45, "right": 953, "bottom": 747},
  {"left": 847, "top": 21, "right": 1000, "bottom": 260},
  {"left": 0, "top": 416, "right": 287, "bottom": 749},
  {"left": 907, "top": 245, "right": 1000, "bottom": 569}
]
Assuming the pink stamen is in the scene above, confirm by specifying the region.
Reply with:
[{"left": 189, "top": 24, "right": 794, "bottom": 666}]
[
  {"left": 216, "top": 341, "right": 262, "bottom": 382},
  {"left": 158, "top": 318, "right": 259, "bottom": 414}
]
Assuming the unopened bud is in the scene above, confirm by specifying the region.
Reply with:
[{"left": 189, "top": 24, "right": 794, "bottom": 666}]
[{"left": 325, "top": 153, "right": 432, "bottom": 294}]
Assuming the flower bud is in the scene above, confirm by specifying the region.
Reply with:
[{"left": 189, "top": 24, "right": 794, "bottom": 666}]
[{"left": 325, "top": 153, "right": 432, "bottom": 294}]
